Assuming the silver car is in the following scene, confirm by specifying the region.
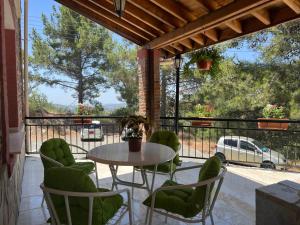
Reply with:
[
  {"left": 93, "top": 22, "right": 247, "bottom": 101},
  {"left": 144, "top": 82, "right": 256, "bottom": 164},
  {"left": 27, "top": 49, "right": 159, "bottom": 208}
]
[
  {"left": 80, "top": 121, "right": 104, "bottom": 141},
  {"left": 215, "top": 136, "right": 286, "bottom": 169}
]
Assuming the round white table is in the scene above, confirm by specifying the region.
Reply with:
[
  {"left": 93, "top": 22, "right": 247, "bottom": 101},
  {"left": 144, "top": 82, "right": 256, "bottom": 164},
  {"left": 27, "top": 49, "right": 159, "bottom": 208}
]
[{"left": 87, "top": 142, "right": 176, "bottom": 192}]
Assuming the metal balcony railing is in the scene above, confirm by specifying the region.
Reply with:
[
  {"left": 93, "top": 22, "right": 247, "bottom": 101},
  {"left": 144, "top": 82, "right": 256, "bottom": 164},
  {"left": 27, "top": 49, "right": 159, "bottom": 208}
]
[{"left": 25, "top": 116, "right": 300, "bottom": 171}]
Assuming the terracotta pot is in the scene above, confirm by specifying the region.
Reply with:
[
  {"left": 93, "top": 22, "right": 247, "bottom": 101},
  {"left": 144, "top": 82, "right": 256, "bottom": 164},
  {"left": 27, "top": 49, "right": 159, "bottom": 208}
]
[
  {"left": 191, "top": 119, "right": 212, "bottom": 127},
  {"left": 197, "top": 60, "right": 213, "bottom": 71},
  {"left": 257, "top": 118, "right": 289, "bottom": 130},
  {"left": 73, "top": 118, "right": 92, "bottom": 124},
  {"left": 128, "top": 138, "right": 142, "bottom": 152}
]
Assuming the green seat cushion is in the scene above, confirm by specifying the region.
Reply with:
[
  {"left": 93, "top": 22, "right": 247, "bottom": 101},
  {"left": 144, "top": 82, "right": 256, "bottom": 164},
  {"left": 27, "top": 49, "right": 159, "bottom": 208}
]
[
  {"left": 149, "top": 130, "right": 181, "bottom": 167},
  {"left": 143, "top": 156, "right": 221, "bottom": 218},
  {"left": 143, "top": 180, "right": 199, "bottom": 218},
  {"left": 191, "top": 156, "right": 221, "bottom": 211},
  {"left": 141, "top": 161, "right": 177, "bottom": 173},
  {"left": 40, "top": 138, "right": 75, "bottom": 169},
  {"left": 44, "top": 167, "right": 123, "bottom": 225},
  {"left": 69, "top": 162, "right": 95, "bottom": 174}
]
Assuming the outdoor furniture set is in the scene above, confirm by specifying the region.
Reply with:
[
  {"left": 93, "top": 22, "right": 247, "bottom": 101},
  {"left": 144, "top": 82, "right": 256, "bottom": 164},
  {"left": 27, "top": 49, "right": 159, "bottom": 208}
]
[{"left": 39, "top": 130, "right": 226, "bottom": 225}]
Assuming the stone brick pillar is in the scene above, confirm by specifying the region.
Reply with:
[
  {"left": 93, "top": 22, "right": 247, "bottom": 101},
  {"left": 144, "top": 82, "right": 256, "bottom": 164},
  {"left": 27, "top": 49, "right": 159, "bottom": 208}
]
[{"left": 137, "top": 48, "right": 160, "bottom": 139}]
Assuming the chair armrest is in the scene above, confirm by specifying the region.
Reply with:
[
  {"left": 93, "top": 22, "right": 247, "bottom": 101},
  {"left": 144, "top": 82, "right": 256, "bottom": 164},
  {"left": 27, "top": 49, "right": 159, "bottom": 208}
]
[
  {"left": 41, "top": 183, "right": 130, "bottom": 198},
  {"left": 69, "top": 144, "right": 88, "bottom": 153},
  {"left": 40, "top": 153, "right": 64, "bottom": 167}
]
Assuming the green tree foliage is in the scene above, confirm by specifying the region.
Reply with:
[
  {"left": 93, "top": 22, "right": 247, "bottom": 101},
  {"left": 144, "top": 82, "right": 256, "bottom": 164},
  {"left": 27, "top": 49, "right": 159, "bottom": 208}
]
[
  {"left": 30, "top": 6, "right": 113, "bottom": 104},
  {"left": 107, "top": 41, "right": 138, "bottom": 111},
  {"left": 181, "top": 20, "right": 300, "bottom": 119}
]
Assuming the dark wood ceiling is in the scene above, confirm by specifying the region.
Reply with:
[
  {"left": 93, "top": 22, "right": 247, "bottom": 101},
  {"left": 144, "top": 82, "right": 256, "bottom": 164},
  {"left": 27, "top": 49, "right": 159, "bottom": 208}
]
[{"left": 56, "top": 0, "right": 300, "bottom": 58}]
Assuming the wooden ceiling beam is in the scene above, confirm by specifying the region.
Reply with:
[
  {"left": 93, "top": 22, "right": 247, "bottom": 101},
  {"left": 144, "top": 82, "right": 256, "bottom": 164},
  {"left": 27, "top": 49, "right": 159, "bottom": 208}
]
[
  {"left": 106, "top": 0, "right": 171, "bottom": 33},
  {"left": 225, "top": 19, "right": 243, "bottom": 33},
  {"left": 252, "top": 9, "right": 271, "bottom": 25},
  {"left": 282, "top": 0, "right": 300, "bottom": 14},
  {"left": 145, "top": 0, "right": 276, "bottom": 49},
  {"left": 166, "top": 6, "right": 300, "bottom": 58},
  {"left": 170, "top": 43, "right": 184, "bottom": 52},
  {"left": 90, "top": 0, "right": 159, "bottom": 38},
  {"left": 179, "top": 39, "right": 194, "bottom": 49},
  {"left": 128, "top": 0, "right": 184, "bottom": 28},
  {"left": 71, "top": 0, "right": 153, "bottom": 41},
  {"left": 56, "top": 0, "right": 146, "bottom": 45},
  {"left": 203, "top": 29, "right": 219, "bottom": 42},
  {"left": 163, "top": 46, "right": 177, "bottom": 55},
  {"left": 190, "top": 34, "right": 205, "bottom": 45},
  {"left": 150, "top": 0, "right": 197, "bottom": 23}
]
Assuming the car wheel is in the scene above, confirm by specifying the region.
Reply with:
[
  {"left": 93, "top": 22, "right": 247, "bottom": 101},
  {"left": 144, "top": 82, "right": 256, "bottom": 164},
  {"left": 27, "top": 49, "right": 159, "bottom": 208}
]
[
  {"left": 215, "top": 152, "right": 226, "bottom": 163},
  {"left": 261, "top": 161, "right": 276, "bottom": 169}
]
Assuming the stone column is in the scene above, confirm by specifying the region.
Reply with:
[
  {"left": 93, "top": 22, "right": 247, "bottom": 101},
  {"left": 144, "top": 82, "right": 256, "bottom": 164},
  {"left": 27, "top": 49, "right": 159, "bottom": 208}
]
[{"left": 137, "top": 48, "right": 160, "bottom": 139}]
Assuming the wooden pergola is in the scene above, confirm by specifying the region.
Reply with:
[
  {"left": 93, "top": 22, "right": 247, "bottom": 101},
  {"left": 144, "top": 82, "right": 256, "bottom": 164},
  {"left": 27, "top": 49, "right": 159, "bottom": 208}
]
[
  {"left": 56, "top": 0, "right": 300, "bottom": 58},
  {"left": 54, "top": 0, "right": 300, "bottom": 131}
]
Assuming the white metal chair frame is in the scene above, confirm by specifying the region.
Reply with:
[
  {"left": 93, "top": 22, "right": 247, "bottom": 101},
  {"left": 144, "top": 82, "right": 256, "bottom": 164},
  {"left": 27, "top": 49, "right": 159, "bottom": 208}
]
[
  {"left": 40, "top": 183, "right": 133, "bottom": 225},
  {"left": 40, "top": 144, "right": 99, "bottom": 205},
  {"left": 145, "top": 165, "right": 227, "bottom": 225}
]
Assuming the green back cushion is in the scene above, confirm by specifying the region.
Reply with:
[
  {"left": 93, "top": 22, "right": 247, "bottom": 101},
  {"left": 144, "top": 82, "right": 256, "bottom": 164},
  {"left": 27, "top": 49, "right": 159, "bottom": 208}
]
[
  {"left": 150, "top": 130, "right": 180, "bottom": 165},
  {"left": 143, "top": 156, "right": 221, "bottom": 218},
  {"left": 44, "top": 167, "right": 123, "bottom": 225},
  {"left": 191, "top": 156, "right": 221, "bottom": 211},
  {"left": 40, "top": 138, "right": 75, "bottom": 169}
]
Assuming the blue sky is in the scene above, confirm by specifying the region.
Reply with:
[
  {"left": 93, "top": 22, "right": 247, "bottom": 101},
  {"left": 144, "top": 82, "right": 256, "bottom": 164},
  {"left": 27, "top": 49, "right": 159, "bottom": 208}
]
[{"left": 22, "top": 0, "right": 259, "bottom": 107}]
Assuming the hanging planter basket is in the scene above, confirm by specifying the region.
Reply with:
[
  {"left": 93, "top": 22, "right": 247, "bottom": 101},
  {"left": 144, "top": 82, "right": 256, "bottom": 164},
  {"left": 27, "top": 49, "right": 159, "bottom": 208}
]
[
  {"left": 197, "top": 60, "right": 213, "bottom": 71},
  {"left": 257, "top": 118, "right": 289, "bottom": 130}
]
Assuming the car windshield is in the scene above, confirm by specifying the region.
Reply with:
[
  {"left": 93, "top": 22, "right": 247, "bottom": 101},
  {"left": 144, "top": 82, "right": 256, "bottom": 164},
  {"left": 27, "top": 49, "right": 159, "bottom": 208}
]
[{"left": 252, "top": 140, "right": 269, "bottom": 152}]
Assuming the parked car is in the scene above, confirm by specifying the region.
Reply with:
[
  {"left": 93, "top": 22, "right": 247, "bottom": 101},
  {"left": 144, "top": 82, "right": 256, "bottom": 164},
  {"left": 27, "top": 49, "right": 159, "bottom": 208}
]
[
  {"left": 80, "top": 121, "right": 104, "bottom": 141},
  {"left": 215, "top": 136, "right": 286, "bottom": 169}
]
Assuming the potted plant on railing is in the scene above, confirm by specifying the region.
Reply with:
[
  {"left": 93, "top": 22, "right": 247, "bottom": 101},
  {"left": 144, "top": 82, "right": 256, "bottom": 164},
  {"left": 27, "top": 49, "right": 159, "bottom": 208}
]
[
  {"left": 119, "top": 115, "right": 150, "bottom": 152},
  {"left": 188, "top": 104, "right": 214, "bottom": 127},
  {"left": 183, "top": 48, "right": 222, "bottom": 77},
  {"left": 258, "top": 104, "right": 289, "bottom": 130}
]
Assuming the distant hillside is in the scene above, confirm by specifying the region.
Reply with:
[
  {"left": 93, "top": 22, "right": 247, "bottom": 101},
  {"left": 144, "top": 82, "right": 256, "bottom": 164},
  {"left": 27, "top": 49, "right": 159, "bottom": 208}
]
[{"left": 103, "top": 103, "right": 126, "bottom": 111}]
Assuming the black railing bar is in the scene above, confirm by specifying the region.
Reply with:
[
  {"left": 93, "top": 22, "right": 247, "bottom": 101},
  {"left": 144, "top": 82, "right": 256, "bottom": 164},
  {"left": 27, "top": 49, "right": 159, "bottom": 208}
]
[
  {"left": 25, "top": 116, "right": 300, "bottom": 123},
  {"left": 25, "top": 116, "right": 125, "bottom": 119}
]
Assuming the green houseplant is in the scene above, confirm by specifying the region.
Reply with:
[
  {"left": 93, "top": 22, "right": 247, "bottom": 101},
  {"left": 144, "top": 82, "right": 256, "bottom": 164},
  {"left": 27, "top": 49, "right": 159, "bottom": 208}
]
[
  {"left": 258, "top": 104, "right": 289, "bottom": 130},
  {"left": 188, "top": 104, "right": 214, "bottom": 127},
  {"left": 119, "top": 115, "right": 150, "bottom": 152},
  {"left": 183, "top": 48, "right": 222, "bottom": 77}
]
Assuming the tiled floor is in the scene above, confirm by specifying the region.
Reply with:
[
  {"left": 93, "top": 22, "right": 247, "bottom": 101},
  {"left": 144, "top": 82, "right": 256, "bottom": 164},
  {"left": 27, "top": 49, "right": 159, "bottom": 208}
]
[{"left": 17, "top": 156, "right": 300, "bottom": 225}]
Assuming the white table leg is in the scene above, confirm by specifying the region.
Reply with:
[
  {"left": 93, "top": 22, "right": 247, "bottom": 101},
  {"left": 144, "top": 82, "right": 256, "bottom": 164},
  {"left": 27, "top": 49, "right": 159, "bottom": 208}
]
[{"left": 150, "top": 164, "right": 158, "bottom": 193}]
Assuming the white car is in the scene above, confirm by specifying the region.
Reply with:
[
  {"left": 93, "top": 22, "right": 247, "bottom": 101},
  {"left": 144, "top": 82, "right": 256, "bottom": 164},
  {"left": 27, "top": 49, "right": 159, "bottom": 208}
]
[
  {"left": 215, "top": 136, "right": 286, "bottom": 169},
  {"left": 80, "top": 121, "right": 104, "bottom": 141}
]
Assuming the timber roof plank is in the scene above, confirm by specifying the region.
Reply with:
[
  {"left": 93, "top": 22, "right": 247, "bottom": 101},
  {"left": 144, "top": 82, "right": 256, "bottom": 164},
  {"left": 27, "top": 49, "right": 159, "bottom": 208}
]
[{"left": 56, "top": 0, "right": 300, "bottom": 58}]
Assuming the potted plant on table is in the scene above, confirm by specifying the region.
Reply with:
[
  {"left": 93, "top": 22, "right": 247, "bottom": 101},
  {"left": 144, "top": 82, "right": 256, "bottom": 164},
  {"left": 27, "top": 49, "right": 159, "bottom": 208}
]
[
  {"left": 183, "top": 48, "right": 222, "bottom": 77},
  {"left": 119, "top": 115, "right": 150, "bottom": 152},
  {"left": 189, "top": 104, "right": 214, "bottom": 127},
  {"left": 258, "top": 104, "right": 289, "bottom": 130}
]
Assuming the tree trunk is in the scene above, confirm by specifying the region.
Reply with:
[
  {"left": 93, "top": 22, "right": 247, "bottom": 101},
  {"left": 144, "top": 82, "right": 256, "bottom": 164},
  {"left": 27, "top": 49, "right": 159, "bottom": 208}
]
[{"left": 78, "top": 76, "right": 84, "bottom": 104}]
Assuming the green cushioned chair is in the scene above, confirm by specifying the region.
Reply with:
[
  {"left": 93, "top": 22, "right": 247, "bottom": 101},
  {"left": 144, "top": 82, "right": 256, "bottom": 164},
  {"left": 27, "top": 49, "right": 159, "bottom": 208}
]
[
  {"left": 143, "top": 156, "right": 226, "bottom": 225},
  {"left": 141, "top": 130, "right": 181, "bottom": 173},
  {"left": 41, "top": 167, "right": 132, "bottom": 225},
  {"left": 40, "top": 138, "right": 99, "bottom": 205},
  {"left": 40, "top": 138, "right": 97, "bottom": 178}
]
